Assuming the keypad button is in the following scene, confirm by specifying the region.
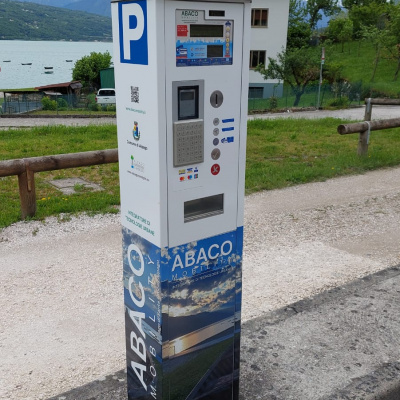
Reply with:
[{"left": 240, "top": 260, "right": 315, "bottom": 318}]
[{"left": 211, "top": 148, "right": 221, "bottom": 160}]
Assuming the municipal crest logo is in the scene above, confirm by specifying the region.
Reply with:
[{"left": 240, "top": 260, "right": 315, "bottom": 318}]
[{"left": 133, "top": 121, "right": 140, "bottom": 141}]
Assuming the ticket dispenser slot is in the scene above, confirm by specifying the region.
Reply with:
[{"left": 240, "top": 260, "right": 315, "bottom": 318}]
[
  {"left": 173, "top": 80, "right": 204, "bottom": 167},
  {"left": 184, "top": 193, "right": 224, "bottom": 222}
]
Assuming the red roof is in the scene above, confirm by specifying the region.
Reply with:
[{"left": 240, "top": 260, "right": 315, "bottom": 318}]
[{"left": 35, "top": 81, "right": 82, "bottom": 90}]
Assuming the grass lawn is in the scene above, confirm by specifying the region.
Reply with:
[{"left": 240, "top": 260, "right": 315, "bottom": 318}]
[
  {"left": 246, "top": 118, "right": 400, "bottom": 193},
  {"left": 1, "top": 118, "right": 400, "bottom": 228},
  {"left": 327, "top": 41, "right": 400, "bottom": 97},
  {"left": 0, "top": 125, "right": 120, "bottom": 228}
]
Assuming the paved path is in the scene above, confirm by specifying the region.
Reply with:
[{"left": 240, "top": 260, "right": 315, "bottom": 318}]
[{"left": 0, "top": 104, "right": 399, "bottom": 128}]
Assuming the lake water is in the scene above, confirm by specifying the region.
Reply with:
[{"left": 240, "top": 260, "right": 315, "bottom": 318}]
[{"left": 0, "top": 40, "right": 114, "bottom": 90}]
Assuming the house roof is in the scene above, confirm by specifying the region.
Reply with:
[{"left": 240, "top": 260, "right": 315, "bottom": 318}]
[{"left": 35, "top": 81, "right": 82, "bottom": 91}]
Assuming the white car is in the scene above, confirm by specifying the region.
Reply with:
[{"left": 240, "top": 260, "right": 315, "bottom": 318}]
[{"left": 95, "top": 88, "right": 116, "bottom": 105}]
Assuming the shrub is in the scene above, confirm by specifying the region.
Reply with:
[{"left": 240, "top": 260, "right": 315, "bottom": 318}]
[
  {"left": 327, "top": 96, "right": 349, "bottom": 108},
  {"left": 269, "top": 96, "right": 278, "bottom": 110},
  {"left": 106, "top": 104, "right": 116, "bottom": 112},
  {"left": 57, "top": 98, "right": 68, "bottom": 109},
  {"left": 90, "top": 103, "right": 101, "bottom": 112},
  {"left": 41, "top": 96, "right": 57, "bottom": 111}
]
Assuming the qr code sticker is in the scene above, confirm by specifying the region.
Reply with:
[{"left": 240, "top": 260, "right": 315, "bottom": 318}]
[{"left": 131, "top": 86, "right": 139, "bottom": 103}]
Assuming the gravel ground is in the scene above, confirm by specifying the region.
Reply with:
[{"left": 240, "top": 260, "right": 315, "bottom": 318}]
[
  {"left": 0, "top": 116, "right": 116, "bottom": 129},
  {"left": 1, "top": 167, "right": 400, "bottom": 400},
  {"left": 1, "top": 108, "right": 400, "bottom": 399}
]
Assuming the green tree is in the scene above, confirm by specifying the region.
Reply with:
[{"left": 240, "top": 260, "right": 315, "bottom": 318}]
[
  {"left": 378, "top": 4, "right": 400, "bottom": 79},
  {"left": 287, "top": 0, "right": 312, "bottom": 49},
  {"left": 349, "top": 2, "right": 391, "bottom": 38},
  {"left": 72, "top": 51, "right": 112, "bottom": 90},
  {"left": 342, "top": 0, "right": 392, "bottom": 11},
  {"left": 256, "top": 47, "right": 320, "bottom": 107},
  {"left": 305, "top": 0, "right": 341, "bottom": 30},
  {"left": 327, "top": 13, "right": 354, "bottom": 52}
]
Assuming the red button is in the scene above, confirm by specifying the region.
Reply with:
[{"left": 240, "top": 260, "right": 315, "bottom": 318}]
[{"left": 211, "top": 164, "right": 220, "bottom": 176}]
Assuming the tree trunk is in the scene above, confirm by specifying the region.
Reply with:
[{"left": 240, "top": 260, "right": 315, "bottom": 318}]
[
  {"left": 293, "top": 89, "right": 304, "bottom": 107},
  {"left": 394, "top": 58, "right": 400, "bottom": 81},
  {"left": 371, "top": 45, "right": 381, "bottom": 83}
]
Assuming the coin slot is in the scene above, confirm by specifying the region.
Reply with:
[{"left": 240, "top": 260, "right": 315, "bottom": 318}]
[{"left": 210, "top": 90, "right": 223, "bottom": 108}]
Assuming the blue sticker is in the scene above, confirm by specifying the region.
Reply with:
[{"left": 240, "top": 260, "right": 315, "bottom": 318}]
[{"left": 119, "top": 1, "right": 148, "bottom": 65}]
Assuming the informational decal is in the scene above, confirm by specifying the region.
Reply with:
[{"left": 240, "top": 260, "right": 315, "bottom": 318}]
[
  {"left": 131, "top": 86, "right": 140, "bottom": 103},
  {"left": 123, "top": 228, "right": 243, "bottom": 400},
  {"left": 221, "top": 136, "right": 234, "bottom": 144},
  {"left": 176, "top": 10, "right": 233, "bottom": 67},
  {"left": 131, "top": 155, "right": 145, "bottom": 173},
  {"left": 122, "top": 228, "right": 161, "bottom": 399},
  {"left": 161, "top": 229, "right": 243, "bottom": 399},
  {"left": 178, "top": 166, "right": 199, "bottom": 182}
]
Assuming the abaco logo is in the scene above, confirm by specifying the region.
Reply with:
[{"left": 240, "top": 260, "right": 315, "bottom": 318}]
[{"left": 119, "top": 0, "right": 148, "bottom": 65}]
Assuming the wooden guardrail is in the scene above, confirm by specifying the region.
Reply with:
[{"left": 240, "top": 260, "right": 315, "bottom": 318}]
[
  {"left": 0, "top": 149, "right": 118, "bottom": 219},
  {"left": 337, "top": 98, "right": 400, "bottom": 156}
]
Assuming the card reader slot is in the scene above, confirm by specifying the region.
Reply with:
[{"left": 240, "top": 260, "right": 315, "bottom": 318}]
[{"left": 184, "top": 194, "right": 224, "bottom": 223}]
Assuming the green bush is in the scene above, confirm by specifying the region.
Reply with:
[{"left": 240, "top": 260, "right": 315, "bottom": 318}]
[
  {"left": 57, "top": 98, "right": 68, "bottom": 109},
  {"left": 106, "top": 104, "right": 116, "bottom": 112},
  {"left": 41, "top": 96, "right": 57, "bottom": 111},
  {"left": 269, "top": 96, "right": 278, "bottom": 110},
  {"left": 86, "top": 93, "right": 96, "bottom": 104},
  {"left": 89, "top": 103, "right": 101, "bottom": 112},
  {"left": 327, "top": 96, "right": 349, "bottom": 108}
]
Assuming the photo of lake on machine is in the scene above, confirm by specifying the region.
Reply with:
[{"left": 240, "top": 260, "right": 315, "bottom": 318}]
[
  {"left": 121, "top": 227, "right": 243, "bottom": 400},
  {"left": 161, "top": 231, "right": 243, "bottom": 400}
]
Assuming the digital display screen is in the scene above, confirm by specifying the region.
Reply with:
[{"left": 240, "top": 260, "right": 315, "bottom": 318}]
[
  {"left": 209, "top": 10, "right": 225, "bottom": 17},
  {"left": 190, "top": 24, "right": 224, "bottom": 38},
  {"left": 207, "top": 45, "right": 223, "bottom": 58},
  {"left": 178, "top": 87, "right": 198, "bottom": 120},
  {"left": 181, "top": 91, "right": 195, "bottom": 101}
]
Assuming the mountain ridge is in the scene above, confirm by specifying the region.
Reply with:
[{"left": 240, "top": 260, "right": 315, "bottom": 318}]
[
  {"left": 0, "top": 0, "right": 112, "bottom": 41},
  {"left": 8, "top": 0, "right": 111, "bottom": 17}
]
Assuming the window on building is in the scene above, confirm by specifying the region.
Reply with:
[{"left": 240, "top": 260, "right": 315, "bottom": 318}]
[
  {"left": 249, "top": 87, "right": 264, "bottom": 99},
  {"left": 249, "top": 50, "right": 266, "bottom": 69},
  {"left": 251, "top": 9, "right": 268, "bottom": 27}
]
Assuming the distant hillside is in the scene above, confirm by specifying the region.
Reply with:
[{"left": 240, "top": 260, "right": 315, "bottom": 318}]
[
  {"left": 9, "top": 0, "right": 110, "bottom": 17},
  {"left": 10, "top": 0, "right": 79, "bottom": 6},
  {"left": 0, "top": 0, "right": 112, "bottom": 41},
  {"left": 65, "top": 0, "right": 111, "bottom": 18}
]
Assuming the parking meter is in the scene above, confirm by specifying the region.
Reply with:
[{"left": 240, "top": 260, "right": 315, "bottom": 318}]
[{"left": 111, "top": 1, "right": 250, "bottom": 398}]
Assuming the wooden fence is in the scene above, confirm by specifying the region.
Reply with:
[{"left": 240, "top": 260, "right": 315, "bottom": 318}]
[
  {"left": 337, "top": 98, "right": 400, "bottom": 156},
  {"left": 0, "top": 149, "right": 118, "bottom": 219}
]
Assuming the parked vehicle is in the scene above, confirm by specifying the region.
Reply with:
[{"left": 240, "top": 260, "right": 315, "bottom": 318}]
[{"left": 95, "top": 88, "right": 116, "bottom": 105}]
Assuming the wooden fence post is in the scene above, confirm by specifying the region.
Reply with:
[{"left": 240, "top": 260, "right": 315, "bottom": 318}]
[
  {"left": 364, "top": 98, "right": 372, "bottom": 122},
  {"left": 358, "top": 98, "right": 373, "bottom": 156},
  {"left": 18, "top": 165, "right": 36, "bottom": 219},
  {"left": 358, "top": 129, "right": 369, "bottom": 156}
]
